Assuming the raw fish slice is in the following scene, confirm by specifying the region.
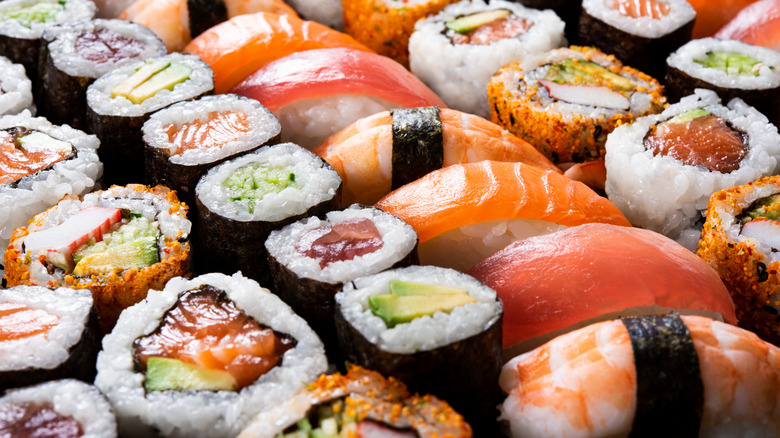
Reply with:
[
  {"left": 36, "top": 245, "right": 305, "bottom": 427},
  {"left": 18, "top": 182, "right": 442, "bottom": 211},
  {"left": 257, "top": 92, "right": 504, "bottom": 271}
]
[
  {"left": 714, "top": 0, "right": 780, "bottom": 51},
  {"left": 613, "top": 0, "right": 671, "bottom": 18},
  {"left": 165, "top": 110, "right": 250, "bottom": 155},
  {"left": 184, "top": 12, "right": 371, "bottom": 93},
  {"left": 315, "top": 109, "right": 561, "bottom": 206},
  {"left": 0, "top": 303, "right": 58, "bottom": 341},
  {"left": 687, "top": 0, "right": 761, "bottom": 39},
  {"left": 468, "top": 223, "right": 737, "bottom": 354}
]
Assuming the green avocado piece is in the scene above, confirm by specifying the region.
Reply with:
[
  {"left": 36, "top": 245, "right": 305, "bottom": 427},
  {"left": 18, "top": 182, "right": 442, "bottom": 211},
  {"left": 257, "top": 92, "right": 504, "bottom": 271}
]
[
  {"left": 369, "top": 287, "right": 477, "bottom": 328},
  {"left": 665, "top": 108, "right": 710, "bottom": 125},
  {"left": 388, "top": 279, "right": 469, "bottom": 296},
  {"left": 546, "top": 59, "right": 635, "bottom": 91},
  {"left": 126, "top": 62, "right": 192, "bottom": 104},
  {"left": 111, "top": 60, "right": 170, "bottom": 101},
  {"left": 144, "top": 357, "right": 238, "bottom": 392},
  {"left": 694, "top": 51, "right": 764, "bottom": 77},
  {"left": 0, "top": 1, "right": 65, "bottom": 28},
  {"left": 445, "top": 9, "right": 510, "bottom": 34},
  {"left": 72, "top": 216, "right": 160, "bottom": 276},
  {"left": 744, "top": 193, "right": 780, "bottom": 222}
]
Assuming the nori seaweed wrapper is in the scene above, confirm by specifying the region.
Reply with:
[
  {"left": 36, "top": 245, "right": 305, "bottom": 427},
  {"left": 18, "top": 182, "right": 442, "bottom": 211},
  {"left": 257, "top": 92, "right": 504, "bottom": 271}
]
[
  {"left": 622, "top": 314, "right": 703, "bottom": 437},
  {"left": 578, "top": 8, "right": 693, "bottom": 81},
  {"left": 0, "top": 306, "right": 100, "bottom": 391},
  {"left": 508, "top": 0, "right": 582, "bottom": 43},
  {"left": 37, "top": 42, "right": 94, "bottom": 130},
  {"left": 391, "top": 106, "right": 443, "bottom": 190},
  {"left": 0, "top": 33, "right": 43, "bottom": 90},
  {"left": 187, "top": 0, "right": 228, "bottom": 39},
  {"left": 335, "top": 305, "right": 503, "bottom": 436}
]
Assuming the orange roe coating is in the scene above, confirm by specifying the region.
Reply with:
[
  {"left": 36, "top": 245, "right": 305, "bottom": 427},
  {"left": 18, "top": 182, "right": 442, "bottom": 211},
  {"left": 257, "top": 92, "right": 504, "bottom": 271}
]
[
  {"left": 698, "top": 175, "right": 780, "bottom": 345},
  {"left": 488, "top": 46, "right": 666, "bottom": 163},
  {"left": 342, "top": 0, "right": 460, "bottom": 67}
]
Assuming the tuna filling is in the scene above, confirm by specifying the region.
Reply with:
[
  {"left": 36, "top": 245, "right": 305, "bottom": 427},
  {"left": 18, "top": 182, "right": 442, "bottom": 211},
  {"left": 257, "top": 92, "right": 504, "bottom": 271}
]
[
  {"left": 0, "top": 402, "right": 83, "bottom": 438},
  {"left": 74, "top": 28, "right": 144, "bottom": 64},
  {"left": 0, "top": 127, "right": 74, "bottom": 185},
  {"left": 296, "top": 218, "right": 384, "bottom": 269}
]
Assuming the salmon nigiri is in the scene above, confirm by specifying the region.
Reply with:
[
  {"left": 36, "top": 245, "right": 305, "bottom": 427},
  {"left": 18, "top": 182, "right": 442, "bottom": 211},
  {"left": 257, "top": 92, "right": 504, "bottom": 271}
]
[
  {"left": 687, "top": 0, "right": 761, "bottom": 38},
  {"left": 714, "top": 0, "right": 780, "bottom": 51},
  {"left": 468, "top": 223, "right": 737, "bottom": 356},
  {"left": 375, "top": 161, "right": 630, "bottom": 271},
  {"left": 184, "top": 12, "right": 371, "bottom": 93},
  {"left": 315, "top": 108, "right": 561, "bottom": 206}
]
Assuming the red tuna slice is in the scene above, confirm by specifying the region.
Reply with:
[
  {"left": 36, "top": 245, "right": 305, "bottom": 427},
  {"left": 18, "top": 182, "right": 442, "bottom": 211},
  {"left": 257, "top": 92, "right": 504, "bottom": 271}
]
[
  {"left": 539, "top": 80, "right": 629, "bottom": 110},
  {"left": 22, "top": 207, "right": 122, "bottom": 269},
  {"left": 230, "top": 48, "right": 447, "bottom": 113},
  {"left": 467, "top": 223, "right": 737, "bottom": 358}
]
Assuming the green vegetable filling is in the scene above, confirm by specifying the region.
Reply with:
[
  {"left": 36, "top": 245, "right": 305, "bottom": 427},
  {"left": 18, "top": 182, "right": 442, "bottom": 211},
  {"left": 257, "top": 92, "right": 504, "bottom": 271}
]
[
  {"left": 665, "top": 108, "right": 710, "bottom": 125},
  {"left": 276, "top": 400, "right": 359, "bottom": 438},
  {"left": 111, "top": 60, "right": 192, "bottom": 104},
  {"left": 72, "top": 215, "right": 160, "bottom": 276},
  {"left": 741, "top": 194, "right": 780, "bottom": 224},
  {"left": 545, "top": 59, "right": 635, "bottom": 91},
  {"left": 144, "top": 357, "right": 238, "bottom": 392},
  {"left": 0, "top": 1, "right": 65, "bottom": 28},
  {"left": 223, "top": 163, "right": 299, "bottom": 214},
  {"left": 368, "top": 280, "right": 477, "bottom": 328},
  {"left": 444, "top": 9, "right": 510, "bottom": 34},
  {"left": 694, "top": 51, "right": 766, "bottom": 77}
]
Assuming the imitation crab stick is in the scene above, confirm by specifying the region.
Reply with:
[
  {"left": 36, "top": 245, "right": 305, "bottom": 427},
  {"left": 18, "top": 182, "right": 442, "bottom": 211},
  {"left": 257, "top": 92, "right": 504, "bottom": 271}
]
[{"left": 184, "top": 12, "right": 371, "bottom": 93}]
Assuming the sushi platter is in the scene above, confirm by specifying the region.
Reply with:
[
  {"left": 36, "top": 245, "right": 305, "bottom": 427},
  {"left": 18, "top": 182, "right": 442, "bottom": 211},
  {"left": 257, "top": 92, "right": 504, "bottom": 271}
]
[{"left": 0, "top": 0, "right": 779, "bottom": 437}]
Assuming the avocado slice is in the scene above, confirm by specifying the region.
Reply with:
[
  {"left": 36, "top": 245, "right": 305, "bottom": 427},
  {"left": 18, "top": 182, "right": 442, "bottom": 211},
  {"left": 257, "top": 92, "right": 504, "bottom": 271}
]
[
  {"left": 369, "top": 282, "right": 477, "bottom": 328},
  {"left": 388, "top": 279, "right": 470, "bottom": 296},
  {"left": 0, "top": 1, "right": 65, "bottom": 28},
  {"left": 72, "top": 215, "right": 160, "bottom": 276},
  {"left": 665, "top": 108, "right": 710, "bottom": 125},
  {"left": 111, "top": 60, "right": 169, "bottom": 100},
  {"left": 144, "top": 357, "right": 238, "bottom": 392},
  {"left": 546, "top": 59, "right": 635, "bottom": 92},
  {"left": 18, "top": 132, "right": 72, "bottom": 153},
  {"left": 445, "top": 9, "right": 510, "bottom": 34},
  {"left": 694, "top": 51, "right": 764, "bottom": 77},
  {"left": 126, "top": 62, "right": 193, "bottom": 104}
]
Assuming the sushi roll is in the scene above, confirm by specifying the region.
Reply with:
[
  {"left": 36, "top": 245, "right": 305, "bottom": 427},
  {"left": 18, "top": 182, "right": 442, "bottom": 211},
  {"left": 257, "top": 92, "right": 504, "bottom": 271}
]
[
  {"left": 143, "top": 94, "right": 281, "bottom": 209},
  {"left": 666, "top": 38, "right": 780, "bottom": 124},
  {"left": 0, "top": 379, "right": 117, "bottom": 438},
  {"left": 0, "top": 286, "right": 100, "bottom": 391},
  {"left": 409, "top": 0, "right": 566, "bottom": 118},
  {"left": 334, "top": 265, "right": 503, "bottom": 435},
  {"left": 605, "top": 88, "right": 780, "bottom": 249},
  {"left": 4, "top": 184, "right": 192, "bottom": 332},
  {"left": 488, "top": 45, "right": 666, "bottom": 163},
  {"left": 38, "top": 19, "right": 167, "bottom": 130},
  {"left": 230, "top": 48, "right": 446, "bottom": 149},
  {"left": 265, "top": 204, "right": 419, "bottom": 360},
  {"left": 578, "top": 0, "right": 696, "bottom": 80},
  {"left": 0, "top": 110, "right": 102, "bottom": 280},
  {"left": 0, "top": 56, "right": 34, "bottom": 117},
  {"left": 195, "top": 142, "right": 342, "bottom": 286},
  {"left": 0, "top": 0, "right": 95, "bottom": 87},
  {"left": 698, "top": 175, "right": 780, "bottom": 345},
  {"left": 499, "top": 314, "right": 780, "bottom": 437},
  {"left": 342, "top": 0, "right": 461, "bottom": 67},
  {"left": 239, "top": 365, "right": 472, "bottom": 438},
  {"left": 94, "top": 272, "right": 327, "bottom": 438},
  {"left": 86, "top": 52, "right": 215, "bottom": 185}
]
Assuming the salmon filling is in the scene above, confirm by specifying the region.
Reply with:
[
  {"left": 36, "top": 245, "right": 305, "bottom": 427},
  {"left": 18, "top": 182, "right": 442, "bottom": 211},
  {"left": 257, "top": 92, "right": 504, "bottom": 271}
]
[
  {"left": 0, "top": 128, "right": 74, "bottom": 185},
  {"left": 296, "top": 218, "right": 384, "bottom": 268},
  {"left": 0, "top": 402, "right": 83, "bottom": 438},
  {"left": 74, "top": 28, "right": 144, "bottom": 63},
  {"left": 611, "top": 0, "right": 671, "bottom": 19},
  {"left": 0, "top": 302, "right": 59, "bottom": 342},
  {"left": 133, "top": 285, "right": 296, "bottom": 390},
  {"left": 644, "top": 114, "right": 746, "bottom": 173},
  {"left": 164, "top": 110, "right": 250, "bottom": 156},
  {"left": 448, "top": 14, "right": 532, "bottom": 45}
]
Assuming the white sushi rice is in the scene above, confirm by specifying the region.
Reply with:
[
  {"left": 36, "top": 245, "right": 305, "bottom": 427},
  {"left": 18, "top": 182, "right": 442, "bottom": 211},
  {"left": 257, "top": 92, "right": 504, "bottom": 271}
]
[
  {"left": 0, "top": 286, "right": 93, "bottom": 372},
  {"left": 43, "top": 19, "right": 166, "bottom": 79},
  {"left": 94, "top": 272, "right": 327, "bottom": 438},
  {"left": 409, "top": 0, "right": 566, "bottom": 118},
  {"left": 582, "top": 0, "right": 695, "bottom": 39},
  {"left": 86, "top": 52, "right": 214, "bottom": 118},
  {"left": 667, "top": 38, "right": 780, "bottom": 90},
  {"left": 196, "top": 142, "right": 341, "bottom": 222},
  {"left": 336, "top": 265, "right": 502, "bottom": 354},
  {"left": 605, "top": 88, "right": 780, "bottom": 250},
  {"left": 0, "top": 379, "right": 117, "bottom": 438},
  {"left": 143, "top": 94, "right": 281, "bottom": 166},
  {"left": 0, "top": 0, "right": 95, "bottom": 39},
  {"left": 285, "top": 0, "right": 343, "bottom": 29},
  {"left": 0, "top": 56, "right": 34, "bottom": 116},
  {"left": 265, "top": 205, "right": 418, "bottom": 284}
]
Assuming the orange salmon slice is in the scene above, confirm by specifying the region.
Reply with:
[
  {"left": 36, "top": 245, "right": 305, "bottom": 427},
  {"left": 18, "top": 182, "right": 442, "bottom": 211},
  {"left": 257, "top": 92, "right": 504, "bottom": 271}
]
[
  {"left": 612, "top": 0, "right": 671, "bottom": 18},
  {"left": 165, "top": 110, "right": 249, "bottom": 155},
  {"left": 0, "top": 130, "right": 73, "bottom": 185},
  {"left": 0, "top": 302, "right": 59, "bottom": 342}
]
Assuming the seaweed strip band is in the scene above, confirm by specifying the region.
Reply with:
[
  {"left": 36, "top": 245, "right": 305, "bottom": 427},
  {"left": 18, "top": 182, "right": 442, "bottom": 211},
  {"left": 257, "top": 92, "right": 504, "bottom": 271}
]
[
  {"left": 391, "top": 106, "right": 443, "bottom": 190},
  {"left": 622, "top": 314, "right": 703, "bottom": 437}
]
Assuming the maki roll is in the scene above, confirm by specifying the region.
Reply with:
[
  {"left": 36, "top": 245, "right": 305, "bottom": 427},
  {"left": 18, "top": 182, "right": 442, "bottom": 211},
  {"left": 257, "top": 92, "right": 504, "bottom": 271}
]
[
  {"left": 38, "top": 19, "right": 167, "bottom": 130},
  {"left": 605, "top": 88, "right": 780, "bottom": 249},
  {"left": 0, "top": 0, "right": 95, "bottom": 87},
  {"left": 698, "top": 175, "right": 780, "bottom": 345},
  {"left": 578, "top": 0, "right": 695, "bottom": 80},
  {"left": 666, "top": 38, "right": 780, "bottom": 124},
  {"left": 195, "top": 143, "right": 342, "bottom": 285},
  {"left": 0, "top": 286, "right": 100, "bottom": 391},
  {"left": 143, "top": 94, "right": 281, "bottom": 208},
  {"left": 4, "top": 184, "right": 192, "bottom": 332},
  {"left": 0, "top": 379, "right": 117, "bottom": 438},
  {"left": 409, "top": 0, "right": 566, "bottom": 118},
  {"left": 0, "top": 110, "right": 102, "bottom": 280},
  {"left": 335, "top": 265, "right": 503, "bottom": 435},
  {"left": 239, "top": 365, "right": 471, "bottom": 438},
  {"left": 0, "top": 56, "right": 34, "bottom": 117},
  {"left": 95, "top": 272, "right": 327, "bottom": 438},
  {"left": 265, "top": 204, "right": 419, "bottom": 360},
  {"left": 488, "top": 46, "right": 666, "bottom": 163},
  {"left": 86, "top": 52, "right": 214, "bottom": 185}
]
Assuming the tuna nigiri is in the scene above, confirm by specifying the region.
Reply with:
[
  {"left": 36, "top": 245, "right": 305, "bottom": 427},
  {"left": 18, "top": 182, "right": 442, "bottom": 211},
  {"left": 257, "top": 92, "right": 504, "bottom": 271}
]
[
  {"left": 230, "top": 48, "right": 447, "bottom": 149},
  {"left": 468, "top": 223, "right": 737, "bottom": 356},
  {"left": 714, "top": 0, "right": 780, "bottom": 52},
  {"left": 375, "top": 161, "right": 630, "bottom": 272},
  {"left": 184, "top": 12, "right": 371, "bottom": 93},
  {"left": 314, "top": 107, "right": 561, "bottom": 206}
]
